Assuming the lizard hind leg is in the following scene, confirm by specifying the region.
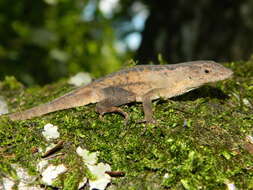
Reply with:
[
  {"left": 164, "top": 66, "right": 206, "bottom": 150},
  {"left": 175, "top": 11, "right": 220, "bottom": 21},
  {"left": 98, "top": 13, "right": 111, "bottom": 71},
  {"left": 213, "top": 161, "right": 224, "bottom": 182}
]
[
  {"left": 96, "top": 103, "right": 129, "bottom": 124},
  {"left": 95, "top": 87, "right": 136, "bottom": 124}
]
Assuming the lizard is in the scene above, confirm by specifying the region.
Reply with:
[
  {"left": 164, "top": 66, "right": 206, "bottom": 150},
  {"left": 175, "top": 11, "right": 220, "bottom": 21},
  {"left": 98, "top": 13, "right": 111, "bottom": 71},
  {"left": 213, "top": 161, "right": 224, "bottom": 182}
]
[{"left": 7, "top": 60, "right": 233, "bottom": 123}]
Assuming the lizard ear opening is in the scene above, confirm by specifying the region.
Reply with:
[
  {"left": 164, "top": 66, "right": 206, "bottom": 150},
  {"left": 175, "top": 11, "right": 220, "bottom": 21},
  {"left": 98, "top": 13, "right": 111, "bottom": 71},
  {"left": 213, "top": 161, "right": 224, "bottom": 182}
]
[{"left": 204, "top": 69, "right": 210, "bottom": 74}]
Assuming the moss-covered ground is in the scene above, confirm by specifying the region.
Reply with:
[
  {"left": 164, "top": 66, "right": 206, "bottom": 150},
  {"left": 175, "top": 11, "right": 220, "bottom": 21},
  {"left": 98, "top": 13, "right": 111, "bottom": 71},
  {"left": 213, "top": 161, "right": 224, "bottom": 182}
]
[{"left": 0, "top": 60, "right": 253, "bottom": 189}]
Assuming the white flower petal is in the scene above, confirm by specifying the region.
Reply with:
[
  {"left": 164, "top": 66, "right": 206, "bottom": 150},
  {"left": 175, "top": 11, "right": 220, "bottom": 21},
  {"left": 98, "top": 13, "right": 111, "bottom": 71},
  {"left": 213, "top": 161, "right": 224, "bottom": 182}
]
[
  {"left": 42, "top": 123, "right": 60, "bottom": 141},
  {"left": 89, "top": 176, "right": 111, "bottom": 190},
  {"left": 76, "top": 147, "right": 112, "bottom": 190},
  {"left": 87, "top": 163, "right": 111, "bottom": 178},
  {"left": 87, "top": 163, "right": 111, "bottom": 190},
  {"left": 41, "top": 164, "right": 67, "bottom": 186},
  {"left": 68, "top": 72, "right": 92, "bottom": 87},
  {"left": 76, "top": 146, "right": 98, "bottom": 165},
  {"left": 36, "top": 160, "right": 49, "bottom": 172}
]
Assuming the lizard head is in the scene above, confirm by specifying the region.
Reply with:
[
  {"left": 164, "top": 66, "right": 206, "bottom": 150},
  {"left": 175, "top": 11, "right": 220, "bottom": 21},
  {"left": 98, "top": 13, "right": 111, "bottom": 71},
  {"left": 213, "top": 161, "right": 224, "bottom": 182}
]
[{"left": 185, "top": 61, "right": 233, "bottom": 85}]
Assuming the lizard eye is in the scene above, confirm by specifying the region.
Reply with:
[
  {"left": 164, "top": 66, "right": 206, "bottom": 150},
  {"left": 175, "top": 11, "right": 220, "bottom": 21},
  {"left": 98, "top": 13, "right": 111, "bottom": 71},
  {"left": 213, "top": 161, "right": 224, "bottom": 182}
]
[{"left": 204, "top": 69, "right": 210, "bottom": 74}]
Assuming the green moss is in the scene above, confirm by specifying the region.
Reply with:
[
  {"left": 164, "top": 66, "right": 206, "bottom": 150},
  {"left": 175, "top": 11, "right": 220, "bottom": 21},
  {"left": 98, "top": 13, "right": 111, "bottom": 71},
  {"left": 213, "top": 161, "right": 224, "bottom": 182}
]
[
  {"left": 1, "top": 60, "right": 253, "bottom": 189},
  {"left": 1, "top": 76, "right": 23, "bottom": 90}
]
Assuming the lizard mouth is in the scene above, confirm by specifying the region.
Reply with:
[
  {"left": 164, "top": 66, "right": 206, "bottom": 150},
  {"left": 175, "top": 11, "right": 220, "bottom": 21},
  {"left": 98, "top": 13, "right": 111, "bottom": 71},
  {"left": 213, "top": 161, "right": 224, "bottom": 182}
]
[
  {"left": 212, "top": 65, "right": 233, "bottom": 82},
  {"left": 221, "top": 69, "right": 233, "bottom": 80},
  {"left": 208, "top": 69, "right": 233, "bottom": 83}
]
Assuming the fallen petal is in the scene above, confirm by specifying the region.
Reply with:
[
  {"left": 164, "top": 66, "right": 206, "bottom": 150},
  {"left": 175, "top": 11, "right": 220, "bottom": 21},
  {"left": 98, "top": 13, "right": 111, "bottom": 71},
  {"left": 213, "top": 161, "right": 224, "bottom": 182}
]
[
  {"left": 41, "top": 164, "right": 67, "bottom": 186},
  {"left": 76, "top": 146, "right": 98, "bottom": 165},
  {"left": 42, "top": 123, "right": 60, "bottom": 141}
]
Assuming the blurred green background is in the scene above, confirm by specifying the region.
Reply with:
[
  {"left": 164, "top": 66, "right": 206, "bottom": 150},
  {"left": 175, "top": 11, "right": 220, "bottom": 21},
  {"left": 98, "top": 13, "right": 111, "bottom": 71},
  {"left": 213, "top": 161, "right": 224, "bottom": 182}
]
[{"left": 0, "top": 0, "right": 253, "bottom": 86}]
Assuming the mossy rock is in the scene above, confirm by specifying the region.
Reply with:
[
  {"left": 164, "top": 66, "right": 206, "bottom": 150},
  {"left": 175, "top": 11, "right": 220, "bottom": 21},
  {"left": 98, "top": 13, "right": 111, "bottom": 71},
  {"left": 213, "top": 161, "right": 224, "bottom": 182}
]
[{"left": 0, "top": 60, "right": 253, "bottom": 189}]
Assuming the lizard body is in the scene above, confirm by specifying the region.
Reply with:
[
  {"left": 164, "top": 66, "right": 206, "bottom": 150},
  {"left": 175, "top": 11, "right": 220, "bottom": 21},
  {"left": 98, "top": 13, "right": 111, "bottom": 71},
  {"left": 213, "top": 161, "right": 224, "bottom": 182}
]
[{"left": 8, "top": 61, "right": 233, "bottom": 122}]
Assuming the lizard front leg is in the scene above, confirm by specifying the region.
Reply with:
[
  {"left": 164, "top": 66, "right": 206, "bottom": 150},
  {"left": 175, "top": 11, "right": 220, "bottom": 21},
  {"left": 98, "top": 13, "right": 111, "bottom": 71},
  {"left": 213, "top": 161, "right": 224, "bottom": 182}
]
[
  {"left": 140, "top": 88, "right": 164, "bottom": 123},
  {"left": 95, "top": 87, "right": 136, "bottom": 124}
]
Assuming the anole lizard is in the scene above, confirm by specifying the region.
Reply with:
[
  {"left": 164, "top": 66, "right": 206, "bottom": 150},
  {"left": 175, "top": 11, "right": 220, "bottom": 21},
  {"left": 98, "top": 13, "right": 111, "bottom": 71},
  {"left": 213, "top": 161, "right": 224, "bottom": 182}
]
[{"left": 8, "top": 61, "right": 233, "bottom": 123}]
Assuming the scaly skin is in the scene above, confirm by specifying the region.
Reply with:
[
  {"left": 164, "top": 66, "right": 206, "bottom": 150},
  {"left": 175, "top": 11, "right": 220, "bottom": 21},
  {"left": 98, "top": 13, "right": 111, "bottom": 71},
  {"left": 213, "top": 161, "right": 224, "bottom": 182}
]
[{"left": 8, "top": 61, "right": 233, "bottom": 122}]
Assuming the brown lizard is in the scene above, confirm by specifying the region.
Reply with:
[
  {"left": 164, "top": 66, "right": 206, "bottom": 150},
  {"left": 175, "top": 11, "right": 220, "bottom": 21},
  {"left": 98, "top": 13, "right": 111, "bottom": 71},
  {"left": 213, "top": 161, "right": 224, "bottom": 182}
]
[{"left": 7, "top": 61, "right": 233, "bottom": 123}]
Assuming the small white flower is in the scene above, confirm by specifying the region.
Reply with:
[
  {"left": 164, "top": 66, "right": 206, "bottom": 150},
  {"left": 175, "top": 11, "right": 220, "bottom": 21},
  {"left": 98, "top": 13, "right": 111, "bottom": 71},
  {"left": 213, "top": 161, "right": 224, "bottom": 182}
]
[
  {"left": 87, "top": 163, "right": 111, "bottom": 190},
  {"left": 76, "top": 146, "right": 98, "bottom": 165},
  {"left": 36, "top": 160, "right": 49, "bottom": 172},
  {"left": 76, "top": 147, "right": 112, "bottom": 189},
  {"left": 42, "top": 123, "right": 60, "bottom": 141},
  {"left": 41, "top": 164, "right": 67, "bottom": 186},
  {"left": 68, "top": 72, "right": 92, "bottom": 87},
  {"left": 0, "top": 96, "right": 8, "bottom": 115}
]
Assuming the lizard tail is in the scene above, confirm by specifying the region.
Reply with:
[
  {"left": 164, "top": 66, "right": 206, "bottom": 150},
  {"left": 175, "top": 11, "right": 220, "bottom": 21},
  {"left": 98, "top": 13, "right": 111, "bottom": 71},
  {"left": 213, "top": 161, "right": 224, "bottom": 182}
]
[{"left": 8, "top": 87, "right": 97, "bottom": 120}]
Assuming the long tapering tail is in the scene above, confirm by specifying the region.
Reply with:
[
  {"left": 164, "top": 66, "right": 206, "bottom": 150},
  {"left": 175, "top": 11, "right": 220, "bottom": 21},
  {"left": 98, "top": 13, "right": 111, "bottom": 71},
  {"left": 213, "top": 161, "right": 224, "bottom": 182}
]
[{"left": 8, "top": 87, "right": 97, "bottom": 120}]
